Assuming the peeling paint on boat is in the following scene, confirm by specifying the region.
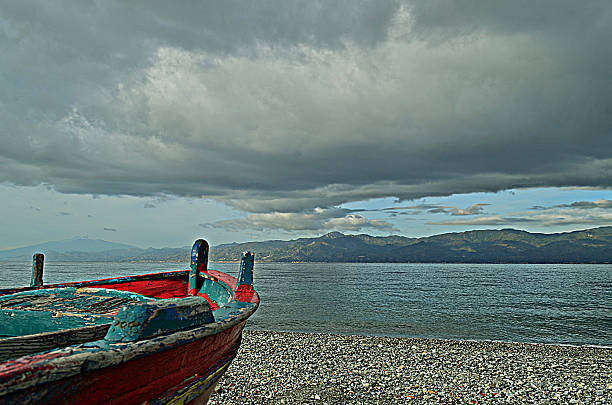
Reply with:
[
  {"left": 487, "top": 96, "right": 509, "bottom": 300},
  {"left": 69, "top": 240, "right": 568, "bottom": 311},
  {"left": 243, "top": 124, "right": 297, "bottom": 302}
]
[{"left": 0, "top": 241, "right": 259, "bottom": 404}]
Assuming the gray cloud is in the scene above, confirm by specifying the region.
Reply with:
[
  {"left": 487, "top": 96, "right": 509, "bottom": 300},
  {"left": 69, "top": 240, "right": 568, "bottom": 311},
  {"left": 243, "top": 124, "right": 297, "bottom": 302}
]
[
  {"left": 104, "top": 227, "right": 117, "bottom": 232},
  {"left": 144, "top": 203, "right": 156, "bottom": 209},
  {"left": 557, "top": 199, "right": 612, "bottom": 209},
  {"left": 531, "top": 199, "right": 612, "bottom": 211},
  {"left": 431, "top": 213, "right": 612, "bottom": 227},
  {"left": 430, "top": 199, "right": 612, "bottom": 227},
  {"left": 2, "top": 1, "right": 611, "bottom": 218},
  {"left": 355, "top": 202, "right": 491, "bottom": 217},
  {"left": 435, "top": 203, "right": 489, "bottom": 216},
  {"left": 200, "top": 208, "right": 397, "bottom": 233},
  {"left": 382, "top": 203, "right": 489, "bottom": 216},
  {"left": 430, "top": 216, "right": 535, "bottom": 226}
]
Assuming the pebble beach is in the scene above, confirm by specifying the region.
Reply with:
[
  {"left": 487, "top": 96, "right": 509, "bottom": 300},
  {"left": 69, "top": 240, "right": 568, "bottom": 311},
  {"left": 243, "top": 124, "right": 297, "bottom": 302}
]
[{"left": 210, "top": 330, "right": 611, "bottom": 404}]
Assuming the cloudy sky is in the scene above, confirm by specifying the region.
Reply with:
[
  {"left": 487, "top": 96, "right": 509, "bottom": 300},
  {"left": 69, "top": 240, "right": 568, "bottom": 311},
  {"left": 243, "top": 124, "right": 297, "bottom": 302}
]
[{"left": 1, "top": 1, "right": 611, "bottom": 249}]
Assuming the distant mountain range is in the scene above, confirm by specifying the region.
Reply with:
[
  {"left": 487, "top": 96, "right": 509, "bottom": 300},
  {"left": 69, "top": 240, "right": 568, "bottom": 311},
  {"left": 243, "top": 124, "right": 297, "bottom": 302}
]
[
  {"left": 0, "top": 238, "right": 137, "bottom": 260},
  {"left": 1, "top": 227, "right": 612, "bottom": 263},
  {"left": 212, "top": 227, "right": 612, "bottom": 264}
]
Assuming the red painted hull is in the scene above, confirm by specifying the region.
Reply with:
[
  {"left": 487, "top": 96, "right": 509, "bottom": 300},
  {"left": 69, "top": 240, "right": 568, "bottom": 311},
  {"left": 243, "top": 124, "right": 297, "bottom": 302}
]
[
  {"left": 0, "top": 266, "right": 259, "bottom": 404},
  {"left": 1, "top": 322, "right": 244, "bottom": 404}
]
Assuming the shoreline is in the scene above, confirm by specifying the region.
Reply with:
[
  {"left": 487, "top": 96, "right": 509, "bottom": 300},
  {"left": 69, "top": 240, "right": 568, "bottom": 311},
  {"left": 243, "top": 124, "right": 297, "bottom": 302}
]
[
  {"left": 210, "top": 330, "right": 611, "bottom": 404},
  {"left": 245, "top": 327, "right": 612, "bottom": 349}
]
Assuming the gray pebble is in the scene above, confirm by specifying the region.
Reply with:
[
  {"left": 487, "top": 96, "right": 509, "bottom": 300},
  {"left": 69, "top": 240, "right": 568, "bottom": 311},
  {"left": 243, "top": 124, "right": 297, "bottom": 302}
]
[{"left": 209, "top": 330, "right": 612, "bottom": 404}]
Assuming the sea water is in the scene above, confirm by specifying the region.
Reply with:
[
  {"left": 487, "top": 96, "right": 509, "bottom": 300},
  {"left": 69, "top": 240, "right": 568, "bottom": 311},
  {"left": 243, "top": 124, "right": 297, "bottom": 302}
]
[{"left": 0, "top": 262, "right": 610, "bottom": 346}]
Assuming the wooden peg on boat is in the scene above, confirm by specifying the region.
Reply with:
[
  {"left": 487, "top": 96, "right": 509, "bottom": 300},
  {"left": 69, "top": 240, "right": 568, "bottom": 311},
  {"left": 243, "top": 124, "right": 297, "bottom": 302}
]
[
  {"left": 31, "top": 253, "right": 44, "bottom": 287},
  {"left": 236, "top": 252, "right": 254, "bottom": 289},
  {"left": 189, "top": 239, "right": 209, "bottom": 296}
]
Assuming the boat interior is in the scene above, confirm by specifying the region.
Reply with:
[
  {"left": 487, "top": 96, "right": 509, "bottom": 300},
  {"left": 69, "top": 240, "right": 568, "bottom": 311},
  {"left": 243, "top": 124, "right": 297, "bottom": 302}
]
[{"left": 0, "top": 240, "right": 252, "bottom": 363}]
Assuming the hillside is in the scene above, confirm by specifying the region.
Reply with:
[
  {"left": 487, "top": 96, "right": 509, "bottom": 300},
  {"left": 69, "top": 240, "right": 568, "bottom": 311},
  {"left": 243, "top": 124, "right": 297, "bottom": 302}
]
[
  {"left": 210, "top": 227, "right": 612, "bottom": 264},
  {"left": 1, "top": 227, "right": 612, "bottom": 263}
]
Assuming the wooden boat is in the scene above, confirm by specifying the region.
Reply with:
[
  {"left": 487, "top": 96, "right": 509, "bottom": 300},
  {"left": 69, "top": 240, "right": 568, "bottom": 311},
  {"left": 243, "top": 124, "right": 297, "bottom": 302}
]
[{"left": 0, "top": 239, "right": 259, "bottom": 404}]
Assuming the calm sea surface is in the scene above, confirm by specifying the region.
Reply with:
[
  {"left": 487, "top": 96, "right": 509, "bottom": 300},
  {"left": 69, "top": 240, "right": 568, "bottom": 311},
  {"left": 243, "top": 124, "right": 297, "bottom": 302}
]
[{"left": 1, "top": 262, "right": 610, "bottom": 346}]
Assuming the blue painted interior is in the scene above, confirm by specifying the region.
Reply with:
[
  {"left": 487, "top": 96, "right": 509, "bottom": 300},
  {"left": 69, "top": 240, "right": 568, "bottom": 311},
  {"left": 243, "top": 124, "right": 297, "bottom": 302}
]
[
  {"left": 0, "top": 288, "right": 154, "bottom": 336},
  {"left": 200, "top": 276, "right": 233, "bottom": 306}
]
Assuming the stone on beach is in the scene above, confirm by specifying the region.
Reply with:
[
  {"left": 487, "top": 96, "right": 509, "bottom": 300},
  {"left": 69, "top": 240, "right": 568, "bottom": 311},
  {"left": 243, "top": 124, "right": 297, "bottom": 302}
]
[{"left": 210, "top": 330, "right": 611, "bottom": 404}]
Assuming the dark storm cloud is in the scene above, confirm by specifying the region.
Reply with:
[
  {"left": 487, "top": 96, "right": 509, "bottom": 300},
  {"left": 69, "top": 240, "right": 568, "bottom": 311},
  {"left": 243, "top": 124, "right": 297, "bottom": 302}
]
[{"left": 2, "top": 1, "right": 611, "bottom": 223}]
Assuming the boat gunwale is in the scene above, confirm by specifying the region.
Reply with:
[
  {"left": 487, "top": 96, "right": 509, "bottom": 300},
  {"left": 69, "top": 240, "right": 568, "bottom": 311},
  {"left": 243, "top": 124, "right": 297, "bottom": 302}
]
[
  {"left": 0, "top": 268, "right": 240, "bottom": 309},
  {"left": 0, "top": 269, "right": 191, "bottom": 297}
]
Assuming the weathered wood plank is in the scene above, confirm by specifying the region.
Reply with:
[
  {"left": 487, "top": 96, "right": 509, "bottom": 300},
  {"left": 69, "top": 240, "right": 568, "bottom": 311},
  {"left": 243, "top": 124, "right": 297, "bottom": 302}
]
[
  {"left": 105, "top": 297, "right": 214, "bottom": 343},
  {"left": 0, "top": 324, "right": 110, "bottom": 362},
  {"left": 0, "top": 287, "right": 157, "bottom": 337}
]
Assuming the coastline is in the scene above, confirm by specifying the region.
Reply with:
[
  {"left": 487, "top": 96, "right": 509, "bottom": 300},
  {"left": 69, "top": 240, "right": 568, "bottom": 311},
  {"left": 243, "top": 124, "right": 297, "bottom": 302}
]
[{"left": 210, "top": 330, "right": 611, "bottom": 404}]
